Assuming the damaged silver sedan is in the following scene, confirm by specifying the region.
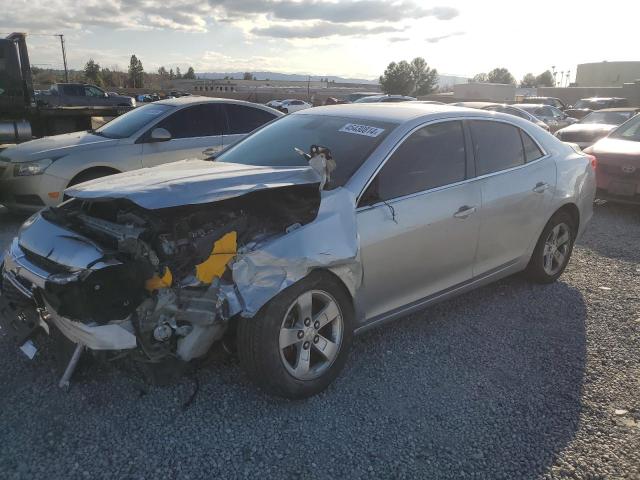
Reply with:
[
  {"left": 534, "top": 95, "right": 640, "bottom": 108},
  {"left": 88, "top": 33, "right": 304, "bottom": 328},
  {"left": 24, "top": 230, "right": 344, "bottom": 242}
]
[{"left": 0, "top": 104, "right": 596, "bottom": 398}]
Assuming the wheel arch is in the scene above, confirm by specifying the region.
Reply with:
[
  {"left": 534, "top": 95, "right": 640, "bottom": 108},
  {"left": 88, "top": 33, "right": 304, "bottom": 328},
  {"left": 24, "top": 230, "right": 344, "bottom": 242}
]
[
  {"left": 553, "top": 202, "right": 580, "bottom": 231},
  {"left": 67, "top": 166, "right": 122, "bottom": 188}
]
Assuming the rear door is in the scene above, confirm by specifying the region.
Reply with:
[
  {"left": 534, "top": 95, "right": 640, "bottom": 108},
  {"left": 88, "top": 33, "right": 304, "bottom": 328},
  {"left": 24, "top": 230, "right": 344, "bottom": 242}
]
[
  {"left": 469, "top": 120, "right": 555, "bottom": 275},
  {"left": 222, "top": 104, "right": 279, "bottom": 149},
  {"left": 357, "top": 120, "right": 481, "bottom": 321},
  {"left": 141, "top": 103, "right": 224, "bottom": 167},
  {"left": 62, "top": 84, "right": 85, "bottom": 106}
]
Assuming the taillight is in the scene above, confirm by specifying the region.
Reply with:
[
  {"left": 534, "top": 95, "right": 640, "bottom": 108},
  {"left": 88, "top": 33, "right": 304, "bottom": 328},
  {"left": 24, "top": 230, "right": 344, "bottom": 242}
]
[{"left": 587, "top": 154, "right": 597, "bottom": 170}]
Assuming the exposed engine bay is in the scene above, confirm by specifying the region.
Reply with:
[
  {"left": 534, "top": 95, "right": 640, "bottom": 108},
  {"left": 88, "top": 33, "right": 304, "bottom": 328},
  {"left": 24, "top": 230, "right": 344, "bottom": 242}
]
[
  {"left": 1, "top": 155, "right": 361, "bottom": 387},
  {"left": 38, "top": 183, "right": 321, "bottom": 363}
]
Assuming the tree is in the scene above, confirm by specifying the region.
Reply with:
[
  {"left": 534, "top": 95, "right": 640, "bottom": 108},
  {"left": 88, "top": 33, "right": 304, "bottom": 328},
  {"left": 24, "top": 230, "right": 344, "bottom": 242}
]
[
  {"left": 471, "top": 72, "right": 488, "bottom": 83},
  {"left": 84, "top": 59, "right": 102, "bottom": 86},
  {"left": 169, "top": 68, "right": 175, "bottom": 80},
  {"left": 158, "top": 66, "right": 168, "bottom": 78},
  {"left": 520, "top": 73, "right": 536, "bottom": 88},
  {"left": 184, "top": 66, "right": 196, "bottom": 79},
  {"left": 535, "top": 70, "right": 555, "bottom": 87},
  {"left": 128, "top": 55, "right": 144, "bottom": 88},
  {"left": 379, "top": 61, "right": 414, "bottom": 95},
  {"left": 410, "top": 57, "right": 439, "bottom": 96},
  {"left": 176, "top": 67, "right": 182, "bottom": 79},
  {"left": 486, "top": 67, "right": 516, "bottom": 85},
  {"left": 243, "top": 72, "right": 255, "bottom": 80}
]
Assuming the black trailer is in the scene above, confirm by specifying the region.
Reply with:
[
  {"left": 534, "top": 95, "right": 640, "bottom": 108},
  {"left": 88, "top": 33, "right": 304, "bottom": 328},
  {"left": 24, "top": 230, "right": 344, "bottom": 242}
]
[{"left": 0, "top": 33, "right": 132, "bottom": 143}]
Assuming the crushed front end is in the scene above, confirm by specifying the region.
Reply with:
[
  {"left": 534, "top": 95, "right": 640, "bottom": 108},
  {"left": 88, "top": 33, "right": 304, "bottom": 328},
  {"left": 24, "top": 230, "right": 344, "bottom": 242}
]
[{"left": 0, "top": 176, "right": 324, "bottom": 386}]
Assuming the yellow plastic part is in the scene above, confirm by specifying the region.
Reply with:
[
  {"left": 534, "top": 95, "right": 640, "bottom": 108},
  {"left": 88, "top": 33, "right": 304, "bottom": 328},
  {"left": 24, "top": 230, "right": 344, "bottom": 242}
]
[
  {"left": 195, "top": 231, "right": 237, "bottom": 285},
  {"left": 145, "top": 267, "right": 173, "bottom": 291}
]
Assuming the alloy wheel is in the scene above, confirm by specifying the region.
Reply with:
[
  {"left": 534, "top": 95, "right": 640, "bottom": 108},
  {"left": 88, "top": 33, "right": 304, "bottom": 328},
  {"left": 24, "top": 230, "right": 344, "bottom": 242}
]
[
  {"left": 278, "top": 290, "right": 344, "bottom": 381},
  {"left": 542, "top": 222, "right": 571, "bottom": 276}
]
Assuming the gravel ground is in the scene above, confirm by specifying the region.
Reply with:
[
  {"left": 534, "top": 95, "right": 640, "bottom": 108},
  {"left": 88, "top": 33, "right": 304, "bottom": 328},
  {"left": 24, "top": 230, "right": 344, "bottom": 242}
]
[{"left": 0, "top": 202, "right": 638, "bottom": 480}]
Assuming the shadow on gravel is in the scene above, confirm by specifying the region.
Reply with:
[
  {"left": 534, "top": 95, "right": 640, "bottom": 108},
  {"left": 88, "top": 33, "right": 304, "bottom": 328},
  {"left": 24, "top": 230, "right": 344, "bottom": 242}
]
[
  {"left": 578, "top": 201, "right": 640, "bottom": 264},
  {"left": 345, "top": 276, "right": 588, "bottom": 478}
]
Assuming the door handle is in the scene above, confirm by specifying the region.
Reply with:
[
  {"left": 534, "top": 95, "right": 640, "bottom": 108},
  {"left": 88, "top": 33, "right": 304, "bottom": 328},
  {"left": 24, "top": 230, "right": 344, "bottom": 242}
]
[
  {"left": 533, "top": 182, "right": 549, "bottom": 193},
  {"left": 453, "top": 205, "right": 477, "bottom": 219}
]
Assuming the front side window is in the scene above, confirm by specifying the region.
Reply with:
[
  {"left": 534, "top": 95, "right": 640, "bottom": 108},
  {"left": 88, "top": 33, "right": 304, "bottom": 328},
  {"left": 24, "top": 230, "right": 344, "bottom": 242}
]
[
  {"left": 217, "top": 114, "right": 396, "bottom": 189},
  {"left": 361, "top": 121, "right": 466, "bottom": 204},
  {"left": 225, "top": 104, "right": 277, "bottom": 134},
  {"left": 469, "top": 120, "right": 525, "bottom": 175},
  {"left": 96, "top": 103, "right": 173, "bottom": 139},
  {"left": 156, "top": 104, "right": 225, "bottom": 139}
]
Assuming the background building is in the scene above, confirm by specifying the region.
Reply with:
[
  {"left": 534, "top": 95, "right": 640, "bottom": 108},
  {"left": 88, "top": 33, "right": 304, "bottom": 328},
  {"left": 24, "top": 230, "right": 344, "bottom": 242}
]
[{"left": 576, "top": 61, "right": 640, "bottom": 87}]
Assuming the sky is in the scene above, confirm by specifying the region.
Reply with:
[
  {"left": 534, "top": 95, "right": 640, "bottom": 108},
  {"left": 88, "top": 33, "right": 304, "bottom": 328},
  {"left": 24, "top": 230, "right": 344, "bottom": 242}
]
[{"left": 1, "top": 0, "right": 637, "bottom": 82}]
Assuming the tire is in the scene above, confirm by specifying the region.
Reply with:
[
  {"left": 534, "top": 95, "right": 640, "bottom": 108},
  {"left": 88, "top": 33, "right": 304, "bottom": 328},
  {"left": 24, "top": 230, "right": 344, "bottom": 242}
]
[
  {"left": 237, "top": 271, "right": 354, "bottom": 399},
  {"left": 281, "top": 108, "right": 289, "bottom": 114},
  {"left": 524, "top": 210, "right": 576, "bottom": 284}
]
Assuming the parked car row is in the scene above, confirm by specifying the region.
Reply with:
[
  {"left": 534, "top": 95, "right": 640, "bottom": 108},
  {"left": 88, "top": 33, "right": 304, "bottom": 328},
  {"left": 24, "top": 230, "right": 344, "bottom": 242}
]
[
  {"left": 265, "top": 99, "right": 313, "bottom": 113},
  {"left": 0, "top": 98, "right": 282, "bottom": 211},
  {"left": 0, "top": 103, "right": 596, "bottom": 397}
]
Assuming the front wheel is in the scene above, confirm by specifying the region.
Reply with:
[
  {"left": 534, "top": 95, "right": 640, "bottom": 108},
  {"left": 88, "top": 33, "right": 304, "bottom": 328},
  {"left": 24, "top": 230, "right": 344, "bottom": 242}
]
[
  {"left": 524, "top": 211, "right": 576, "bottom": 283},
  {"left": 237, "top": 271, "right": 353, "bottom": 399}
]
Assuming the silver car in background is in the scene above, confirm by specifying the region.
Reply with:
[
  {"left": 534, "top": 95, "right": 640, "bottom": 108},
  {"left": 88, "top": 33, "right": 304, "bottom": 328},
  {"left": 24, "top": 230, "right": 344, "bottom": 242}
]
[
  {"left": 0, "top": 104, "right": 595, "bottom": 398},
  {"left": 0, "top": 97, "right": 281, "bottom": 212},
  {"left": 517, "top": 103, "right": 578, "bottom": 132}
]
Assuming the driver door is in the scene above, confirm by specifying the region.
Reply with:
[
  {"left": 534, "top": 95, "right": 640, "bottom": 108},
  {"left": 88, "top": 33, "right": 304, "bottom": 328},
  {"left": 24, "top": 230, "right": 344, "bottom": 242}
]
[
  {"left": 356, "top": 120, "right": 481, "bottom": 322},
  {"left": 141, "top": 103, "right": 225, "bottom": 168}
]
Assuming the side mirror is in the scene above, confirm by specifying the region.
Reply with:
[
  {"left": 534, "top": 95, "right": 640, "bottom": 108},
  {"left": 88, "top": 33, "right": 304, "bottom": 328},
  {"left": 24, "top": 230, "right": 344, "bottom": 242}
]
[{"left": 149, "top": 127, "right": 172, "bottom": 142}]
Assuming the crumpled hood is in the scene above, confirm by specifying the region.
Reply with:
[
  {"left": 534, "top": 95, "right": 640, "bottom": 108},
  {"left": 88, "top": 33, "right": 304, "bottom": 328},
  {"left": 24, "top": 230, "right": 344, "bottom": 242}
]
[
  {"left": 1, "top": 131, "right": 118, "bottom": 163},
  {"left": 65, "top": 160, "right": 322, "bottom": 209}
]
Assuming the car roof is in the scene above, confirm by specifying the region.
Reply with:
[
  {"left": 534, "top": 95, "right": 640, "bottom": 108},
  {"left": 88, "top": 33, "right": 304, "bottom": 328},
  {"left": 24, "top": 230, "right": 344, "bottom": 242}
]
[
  {"left": 451, "top": 101, "right": 499, "bottom": 108},
  {"left": 588, "top": 107, "right": 639, "bottom": 113},
  {"left": 579, "top": 97, "right": 626, "bottom": 101},
  {"left": 517, "top": 103, "right": 550, "bottom": 108},
  {"left": 157, "top": 96, "right": 274, "bottom": 108},
  {"left": 294, "top": 102, "right": 505, "bottom": 124}
]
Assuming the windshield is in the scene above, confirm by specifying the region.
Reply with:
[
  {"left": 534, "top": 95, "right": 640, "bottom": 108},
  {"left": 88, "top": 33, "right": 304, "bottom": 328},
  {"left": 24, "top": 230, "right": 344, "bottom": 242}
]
[
  {"left": 216, "top": 114, "right": 397, "bottom": 188},
  {"left": 609, "top": 115, "right": 640, "bottom": 142},
  {"left": 580, "top": 111, "right": 635, "bottom": 125},
  {"left": 95, "top": 103, "right": 173, "bottom": 139}
]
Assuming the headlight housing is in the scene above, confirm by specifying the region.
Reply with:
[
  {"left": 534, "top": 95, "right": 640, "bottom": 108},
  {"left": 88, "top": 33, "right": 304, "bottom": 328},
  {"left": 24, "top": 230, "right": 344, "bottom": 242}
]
[{"left": 13, "top": 158, "right": 53, "bottom": 177}]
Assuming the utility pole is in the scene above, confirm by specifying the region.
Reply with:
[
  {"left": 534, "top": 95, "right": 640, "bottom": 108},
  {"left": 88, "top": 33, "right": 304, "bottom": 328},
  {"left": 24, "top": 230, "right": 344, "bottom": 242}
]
[{"left": 56, "top": 34, "right": 69, "bottom": 82}]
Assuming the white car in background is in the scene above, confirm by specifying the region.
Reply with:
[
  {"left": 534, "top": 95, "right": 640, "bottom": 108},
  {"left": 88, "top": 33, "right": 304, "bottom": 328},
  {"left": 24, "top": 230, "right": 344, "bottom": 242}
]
[
  {"left": 0, "top": 97, "right": 282, "bottom": 212},
  {"left": 277, "top": 99, "right": 312, "bottom": 113}
]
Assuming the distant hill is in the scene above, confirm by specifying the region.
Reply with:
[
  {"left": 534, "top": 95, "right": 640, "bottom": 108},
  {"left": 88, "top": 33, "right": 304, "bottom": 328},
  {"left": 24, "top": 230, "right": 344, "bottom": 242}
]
[{"left": 196, "top": 71, "right": 377, "bottom": 84}]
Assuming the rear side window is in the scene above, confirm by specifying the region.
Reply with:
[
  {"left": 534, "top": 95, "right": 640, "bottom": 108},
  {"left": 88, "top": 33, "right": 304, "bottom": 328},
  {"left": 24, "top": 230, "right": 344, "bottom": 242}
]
[
  {"left": 63, "top": 85, "right": 84, "bottom": 96},
  {"left": 156, "top": 104, "right": 225, "bottom": 138},
  {"left": 362, "top": 121, "right": 466, "bottom": 203},
  {"left": 469, "top": 121, "right": 525, "bottom": 175},
  {"left": 225, "top": 104, "right": 277, "bottom": 134},
  {"left": 520, "top": 131, "right": 544, "bottom": 162}
]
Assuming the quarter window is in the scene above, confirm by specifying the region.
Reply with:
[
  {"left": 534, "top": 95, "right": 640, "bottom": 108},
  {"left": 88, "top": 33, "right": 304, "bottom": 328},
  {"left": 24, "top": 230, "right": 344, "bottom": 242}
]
[
  {"left": 469, "top": 120, "right": 525, "bottom": 175},
  {"left": 362, "top": 121, "right": 466, "bottom": 204},
  {"left": 520, "top": 131, "right": 544, "bottom": 162},
  {"left": 225, "top": 104, "right": 277, "bottom": 134},
  {"left": 155, "top": 104, "right": 225, "bottom": 138}
]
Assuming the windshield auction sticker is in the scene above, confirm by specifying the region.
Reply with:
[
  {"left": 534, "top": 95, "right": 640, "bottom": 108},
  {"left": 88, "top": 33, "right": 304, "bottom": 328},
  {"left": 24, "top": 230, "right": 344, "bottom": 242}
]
[{"left": 339, "top": 123, "right": 385, "bottom": 137}]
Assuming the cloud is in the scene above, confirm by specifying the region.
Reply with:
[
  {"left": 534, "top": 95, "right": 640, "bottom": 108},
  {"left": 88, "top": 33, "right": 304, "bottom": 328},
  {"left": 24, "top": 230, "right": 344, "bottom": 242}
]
[
  {"left": 426, "top": 31, "right": 465, "bottom": 43},
  {"left": 0, "top": 0, "right": 459, "bottom": 35},
  {"left": 252, "top": 21, "right": 405, "bottom": 39},
  {"left": 388, "top": 37, "right": 410, "bottom": 43}
]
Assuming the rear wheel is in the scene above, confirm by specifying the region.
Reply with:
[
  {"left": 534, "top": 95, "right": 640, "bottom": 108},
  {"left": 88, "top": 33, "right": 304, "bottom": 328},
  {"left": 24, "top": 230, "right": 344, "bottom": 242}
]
[
  {"left": 237, "top": 271, "right": 353, "bottom": 398},
  {"left": 525, "top": 211, "right": 576, "bottom": 283}
]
